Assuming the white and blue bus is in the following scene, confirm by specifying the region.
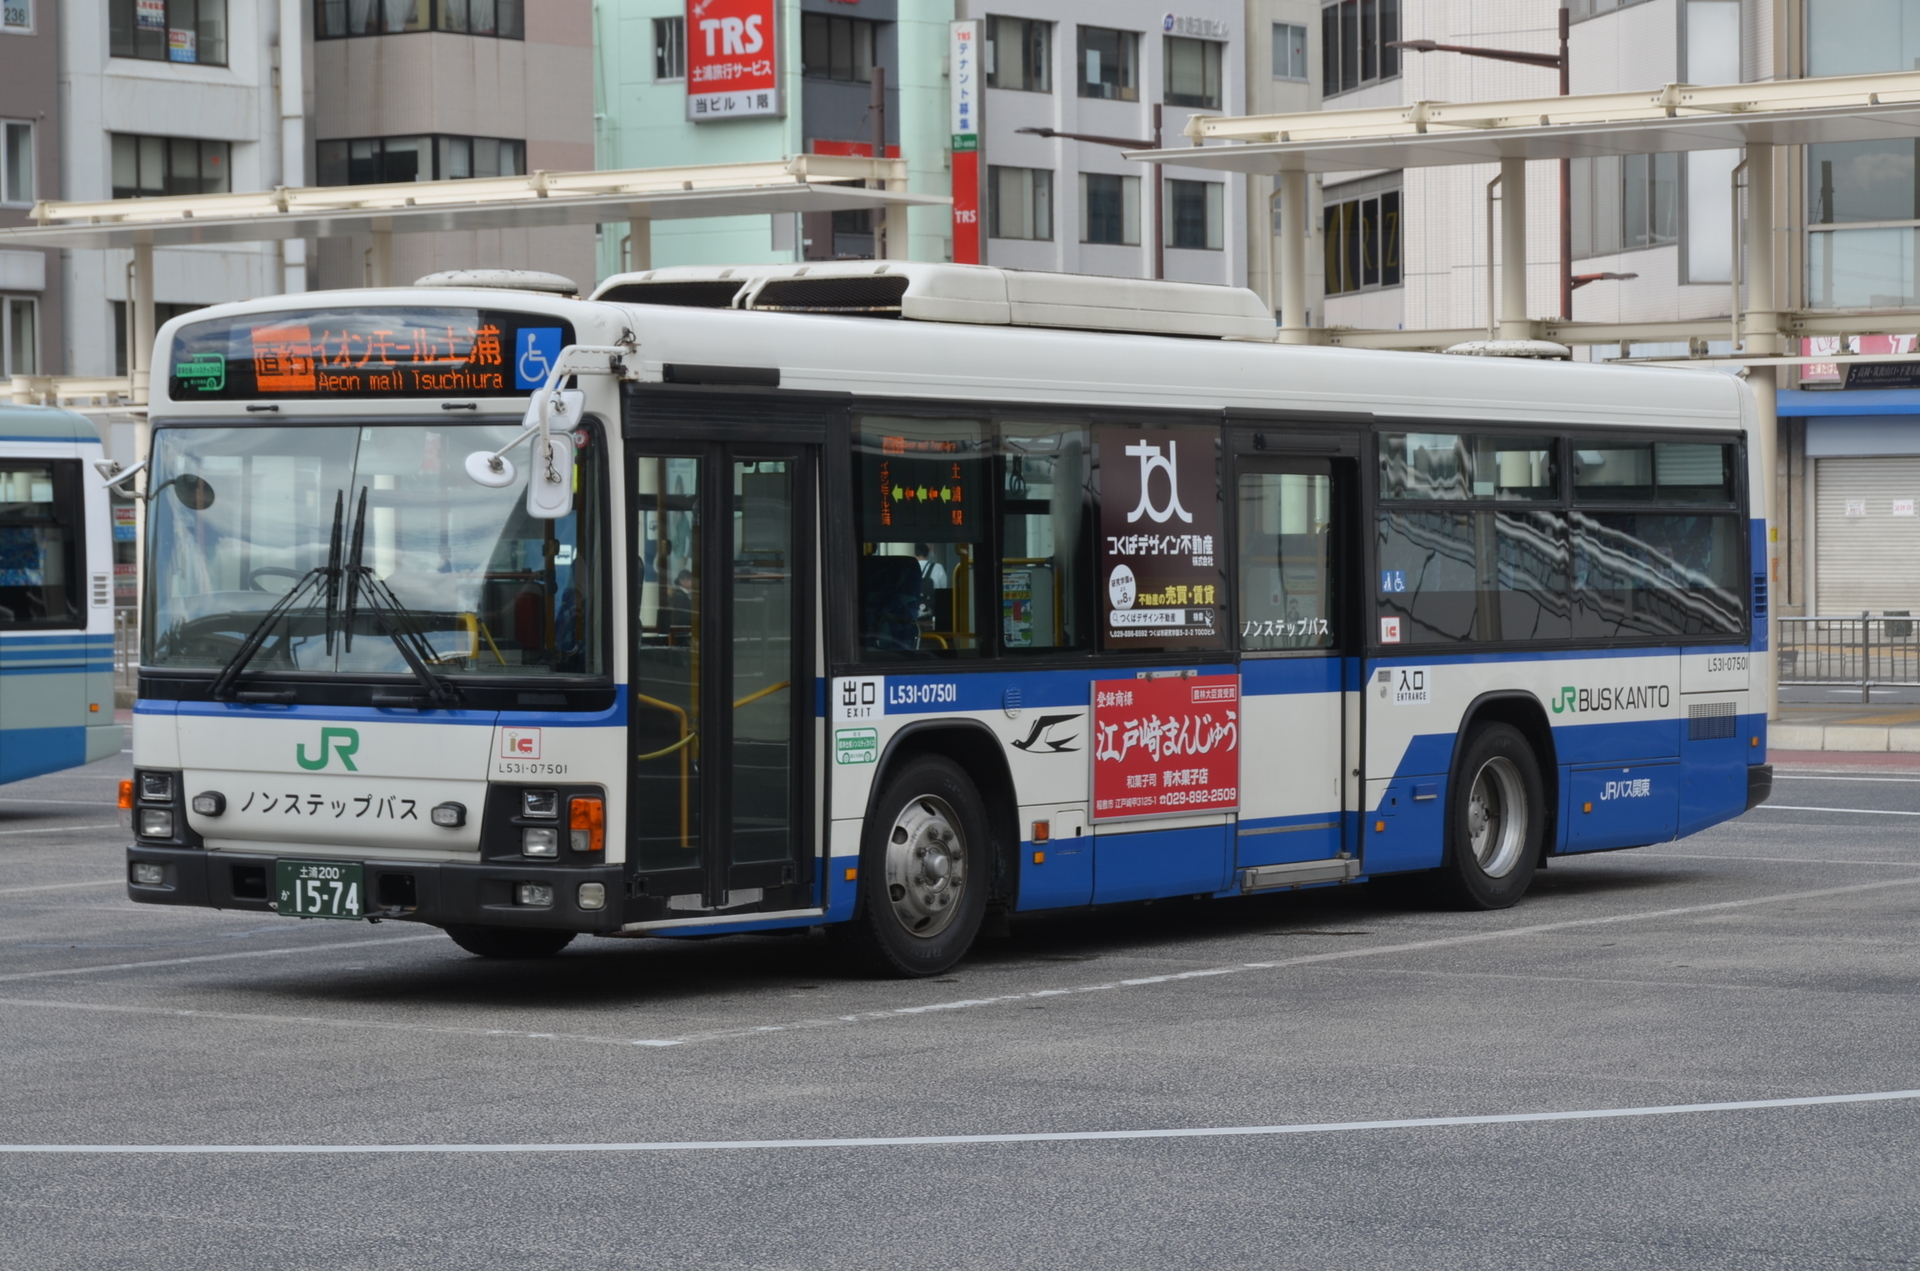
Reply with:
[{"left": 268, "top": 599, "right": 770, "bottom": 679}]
[
  {"left": 0, "top": 404, "right": 119, "bottom": 784},
  {"left": 125, "top": 265, "right": 1768, "bottom": 973}
]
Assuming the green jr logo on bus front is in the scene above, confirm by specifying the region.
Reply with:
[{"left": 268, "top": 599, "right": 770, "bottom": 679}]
[{"left": 295, "top": 727, "right": 360, "bottom": 771}]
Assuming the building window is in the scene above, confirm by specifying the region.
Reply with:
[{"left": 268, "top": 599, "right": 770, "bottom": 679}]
[
  {"left": 110, "top": 135, "right": 230, "bottom": 199},
  {"left": 110, "top": 0, "right": 228, "bottom": 66},
  {"left": 315, "top": 0, "right": 522, "bottom": 40},
  {"left": 653, "top": 16, "right": 685, "bottom": 81},
  {"left": 1077, "top": 26, "right": 1138, "bottom": 101},
  {"left": 2, "top": 0, "right": 31, "bottom": 34},
  {"left": 112, "top": 301, "right": 202, "bottom": 378},
  {"left": 1, "top": 122, "right": 30, "bottom": 206},
  {"left": 1164, "top": 37, "right": 1222, "bottom": 109},
  {"left": 1321, "top": 0, "right": 1398, "bottom": 97},
  {"left": 989, "top": 165, "right": 1052, "bottom": 240},
  {"left": 1273, "top": 22, "right": 1309, "bottom": 80},
  {"left": 316, "top": 135, "right": 526, "bottom": 186},
  {"left": 1569, "top": 0, "right": 1655, "bottom": 17},
  {"left": 1080, "top": 172, "right": 1140, "bottom": 245},
  {"left": 2, "top": 297, "right": 34, "bottom": 377},
  {"left": 801, "top": 13, "right": 877, "bottom": 83},
  {"left": 987, "top": 16, "right": 1051, "bottom": 92},
  {"left": 1324, "top": 187, "right": 1401, "bottom": 294},
  {"left": 1623, "top": 153, "right": 1679, "bottom": 248},
  {"left": 1166, "top": 179, "right": 1223, "bottom": 250}
]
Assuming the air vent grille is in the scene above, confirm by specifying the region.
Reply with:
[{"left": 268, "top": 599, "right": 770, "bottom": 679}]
[
  {"left": 1688, "top": 701, "right": 1738, "bottom": 741},
  {"left": 91, "top": 574, "right": 111, "bottom": 608},
  {"left": 751, "top": 275, "right": 909, "bottom": 316},
  {"left": 597, "top": 280, "right": 745, "bottom": 308}
]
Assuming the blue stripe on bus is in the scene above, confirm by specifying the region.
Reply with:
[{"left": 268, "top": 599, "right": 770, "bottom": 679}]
[
  {"left": 0, "top": 725, "right": 88, "bottom": 785},
  {"left": 0, "top": 664, "right": 115, "bottom": 675}
]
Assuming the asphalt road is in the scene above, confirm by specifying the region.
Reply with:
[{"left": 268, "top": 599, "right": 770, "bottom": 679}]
[{"left": 3, "top": 751, "right": 1920, "bottom": 1269}]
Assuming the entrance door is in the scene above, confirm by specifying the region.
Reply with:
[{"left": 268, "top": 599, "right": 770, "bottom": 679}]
[
  {"left": 1232, "top": 454, "right": 1357, "bottom": 872},
  {"left": 629, "top": 446, "right": 813, "bottom": 913}
]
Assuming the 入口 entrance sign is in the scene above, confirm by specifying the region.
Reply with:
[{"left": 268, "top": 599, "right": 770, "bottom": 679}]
[
  {"left": 1092, "top": 674, "right": 1239, "bottom": 820},
  {"left": 687, "top": 0, "right": 780, "bottom": 122},
  {"left": 1096, "top": 423, "right": 1224, "bottom": 650}
]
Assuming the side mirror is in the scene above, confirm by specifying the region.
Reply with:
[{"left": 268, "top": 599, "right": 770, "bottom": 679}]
[{"left": 525, "top": 389, "right": 583, "bottom": 519}]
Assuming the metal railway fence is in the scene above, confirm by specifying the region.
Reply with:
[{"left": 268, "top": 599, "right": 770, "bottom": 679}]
[{"left": 1778, "top": 616, "right": 1920, "bottom": 701}]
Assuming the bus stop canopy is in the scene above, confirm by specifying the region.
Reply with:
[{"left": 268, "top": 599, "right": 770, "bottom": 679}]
[
  {"left": 0, "top": 154, "right": 940, "bottom": 254},
  {"left": 1128, "top": 70, "right": 1920, "bottom": 175}
]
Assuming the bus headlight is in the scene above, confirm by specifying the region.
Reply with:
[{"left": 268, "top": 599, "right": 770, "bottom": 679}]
[
  {"left": 131, "top": 863, "right": 166, "bottom": 886},
  {"left": 138, "top": 773, "right": 174, "bottom": 802},
  {"left": 516, "top": 883, "right": 554, "bottom": 908},
  {"left": 521, "top": 827, "right": 559, "bottom": 857},
  {"left": 137, "top": 808, "right": 174, "bottom": 839}
]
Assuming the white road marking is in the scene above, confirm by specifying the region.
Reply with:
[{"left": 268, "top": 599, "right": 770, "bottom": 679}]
[
  {"left": 1658, "top": 853, "right": 1920, "bottom": 867},
  {"left": 1754, "top": 805, "right": 1920, "bottom": 817},
  {"left": 6, "top": 1089, "right": 1918, "bottom": 1155},
  {"left": 6, "top": 876, "right": 1915, "bottom": 1049},
  {"left": 0, "top": 879, "right": 122, "bottom": 896},
  {"left": 1773, "top": 773, "right": 1920, "bottom": 784},
  {"left": 0, "top": 823, "right": 120, "bottom": 837},
  {"left": 0, "top": 933, "right": 445, "bottom": 983}
]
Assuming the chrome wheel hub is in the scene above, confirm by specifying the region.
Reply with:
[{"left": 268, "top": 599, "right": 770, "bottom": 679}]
[
  {"left": 884, "top": 795, "right": 967, "bottom": 938},
  {"left": 1466, "top": 755, "right": 1527, "bottom": 879}
]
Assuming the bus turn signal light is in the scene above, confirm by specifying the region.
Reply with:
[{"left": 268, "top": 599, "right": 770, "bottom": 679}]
[
  {"left": 570, "top": 796, "right": 605, "bottom": 852},
  {"left": 118, "top": 779, "right": 133, "bottom": 810}
]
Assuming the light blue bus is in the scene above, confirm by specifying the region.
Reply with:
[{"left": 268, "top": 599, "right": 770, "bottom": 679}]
[
  {"left": 0, "top": 405, "right": 121, "bottom": 784},
  {"left": 124, "top": 266, "right": 1767, "bottom": 974}
]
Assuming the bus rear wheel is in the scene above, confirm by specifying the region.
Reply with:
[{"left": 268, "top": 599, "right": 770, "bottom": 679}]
[
  {"left": 1438, "top": 723, "right": 1544, "bottom": 910},
  {"left": 838, "top": 756, "right": 990, "bottom": 978},
  {"left": 444, "top": 925, "right": 577, "bottom": 959}
]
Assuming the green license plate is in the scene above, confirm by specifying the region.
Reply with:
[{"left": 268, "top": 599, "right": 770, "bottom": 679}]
[{"left": 275, "top": 860, "right": 364, "bottom": 919}]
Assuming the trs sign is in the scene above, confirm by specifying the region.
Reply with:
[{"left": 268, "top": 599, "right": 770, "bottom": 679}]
[
  {"left": 950, "top": 20, "right": 983, "bottom": 264},
  {"left": 686, "top": 0, "right": 780, "bottom": 121}
]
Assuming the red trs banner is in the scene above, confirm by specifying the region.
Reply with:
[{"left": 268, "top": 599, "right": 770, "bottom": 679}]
[
  {"left": 686, "top": 0, "right": 778, "bottom": 121},
  {"left": 1091, "top": 675, "right": 1240, "bottom": 821}
]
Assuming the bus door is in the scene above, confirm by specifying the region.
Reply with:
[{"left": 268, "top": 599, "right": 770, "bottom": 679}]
[
  {"left": 1230, "top": 445, "right": 1360, "bottom": 881},
  {"left": 628, "top": 444, "right": 815, "bottom": 915}
]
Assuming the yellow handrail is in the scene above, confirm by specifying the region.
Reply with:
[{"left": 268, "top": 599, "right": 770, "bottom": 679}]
[
  {"left": 733, "top": 680, "right": 791, "bottom": 710},
  {"left": 631, "top": 681, "right": 792, "bottom": 851}
]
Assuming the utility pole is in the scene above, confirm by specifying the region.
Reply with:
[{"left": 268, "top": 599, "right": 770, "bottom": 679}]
[{"left": 871, "top": 66, "right": 888, "bottom": 259}]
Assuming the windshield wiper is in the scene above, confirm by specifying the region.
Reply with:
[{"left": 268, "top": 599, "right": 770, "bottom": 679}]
[
  {"left": 342, "top": 486, "right": 459, "bottom": 708},
  {"left": 210, "top": 490, "right": 345, "bottom": 702}
]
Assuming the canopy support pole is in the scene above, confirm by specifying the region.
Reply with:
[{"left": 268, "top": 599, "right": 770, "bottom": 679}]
[
  {"left": 366, "top": 229, "right": 393, "bottom": 288},
  {"left": 1277, "top": 169, "right": 1311, "bottom": 345},
  {"left": 1746, "top": 141, "right": 1781, "bottom": 720},
  {"left": 1498, "top": 156, "right": 1530, "bottom": 340},
  {"left": 627, "top": 212, "right": 652, "bottom": 271}
]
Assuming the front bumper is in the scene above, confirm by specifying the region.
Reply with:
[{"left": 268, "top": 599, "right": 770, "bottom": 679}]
[{"left": 125, "top": 845, "right": 623, "bottom": 932}]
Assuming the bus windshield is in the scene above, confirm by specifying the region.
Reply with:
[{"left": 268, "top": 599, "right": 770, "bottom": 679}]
[{"left": 143, "top": 422, "right": 603, "bottom": 680}]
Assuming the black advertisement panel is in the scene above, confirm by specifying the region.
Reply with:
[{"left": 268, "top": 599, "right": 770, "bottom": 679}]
[
  {"left": 166, "top": 308, "right": 576, "bottom": 401},
  {"left": 1094, "top": 422, "right": 1224, "bottom": 650}
]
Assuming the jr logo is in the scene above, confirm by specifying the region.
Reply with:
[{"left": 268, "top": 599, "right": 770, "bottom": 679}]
[
  {"left": 295, "top": 727, "right": 361, "bottom": 772},
  {"left": 1551, "top": 687, "right": 1577, "bottom": 714},
  {"left": 1124, "top": 441, "right": 1194, "bottom": 525}
]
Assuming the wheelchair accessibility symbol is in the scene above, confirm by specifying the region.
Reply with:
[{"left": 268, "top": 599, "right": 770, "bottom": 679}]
[{"left": 514, "top": 327, "right": 563, "bottom": 390}]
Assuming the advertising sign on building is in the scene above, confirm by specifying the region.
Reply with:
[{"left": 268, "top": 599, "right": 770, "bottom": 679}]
[
  {"left": 686, "top": 0, "right": 780, "bottom": 122},
  {"left": 1091, "top": 674, "right": 1239, "bottom": 821},
  {"left": 950, "top": 20, "right": 983, "bottom": 265},
  {"left": 1095, "top": 423, "right": 1224, "bottom": 650}
]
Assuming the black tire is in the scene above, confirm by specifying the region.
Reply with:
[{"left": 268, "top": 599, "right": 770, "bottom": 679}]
[
  {"left": 444, "top": 925, "right": 577, "bottom": 959},
  {"left": 835, "top": 755, "right": 991, "bottom": 978},
  {"left": 1435, "top": 722, "right": 1544, "bottom": 910}
]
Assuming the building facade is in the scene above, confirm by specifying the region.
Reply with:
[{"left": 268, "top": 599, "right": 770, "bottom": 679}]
[
  {"left": 593, "top": 0, "right": 955, "bottom": 275},
  {"left": 1, "top": 0, "right": 59, "bottom": 379}
]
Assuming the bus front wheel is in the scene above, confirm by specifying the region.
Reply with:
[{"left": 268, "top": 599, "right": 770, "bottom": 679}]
[
  {"left": 838, "top": 755, "right": 990, "bottom": 978},
  {"left": 1439, "top": 723, "right": 1544, "bottom": 910},
  {"left": 444, "top": 926, "right": 577, "bottom": 959}
]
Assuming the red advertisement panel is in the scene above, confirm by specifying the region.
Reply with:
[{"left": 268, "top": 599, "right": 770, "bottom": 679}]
[
  {"left": 951, "top": 145, "right": 980, "bottom": 264},
  {"left": 1092, "top": 674, "right": 1239, "bottom": 821},
  {"left": 686, "top": 0, "right": 778, "bottom": 121}
]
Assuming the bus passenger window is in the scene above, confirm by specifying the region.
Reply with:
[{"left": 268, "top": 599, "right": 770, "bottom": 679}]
[
  {"left": 1000, "top": 423, "right": 1090, "bottom": 652},
  {"left": 0, "top": 462, "right": 80, "bottom": 630},
  {"left": 1381, "top": 433, "right": 1556, "bottom": 500},
  {"left": 854, "top": 417, "right": 987, "bottom": 659},
  {"left": 1237, "top": 470, "right": 1334, "bottom": 650}
]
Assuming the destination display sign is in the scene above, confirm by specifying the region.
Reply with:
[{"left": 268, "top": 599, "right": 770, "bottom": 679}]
[
  {"left": 1094, "top": 423, "right": 1225, "bottom": 651},
  {"left": 166, "top": 308, "right": 576, "bottom": 401},
  {"left": 1091, "top": 674, "right": 1240, "bottom": 821}
]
